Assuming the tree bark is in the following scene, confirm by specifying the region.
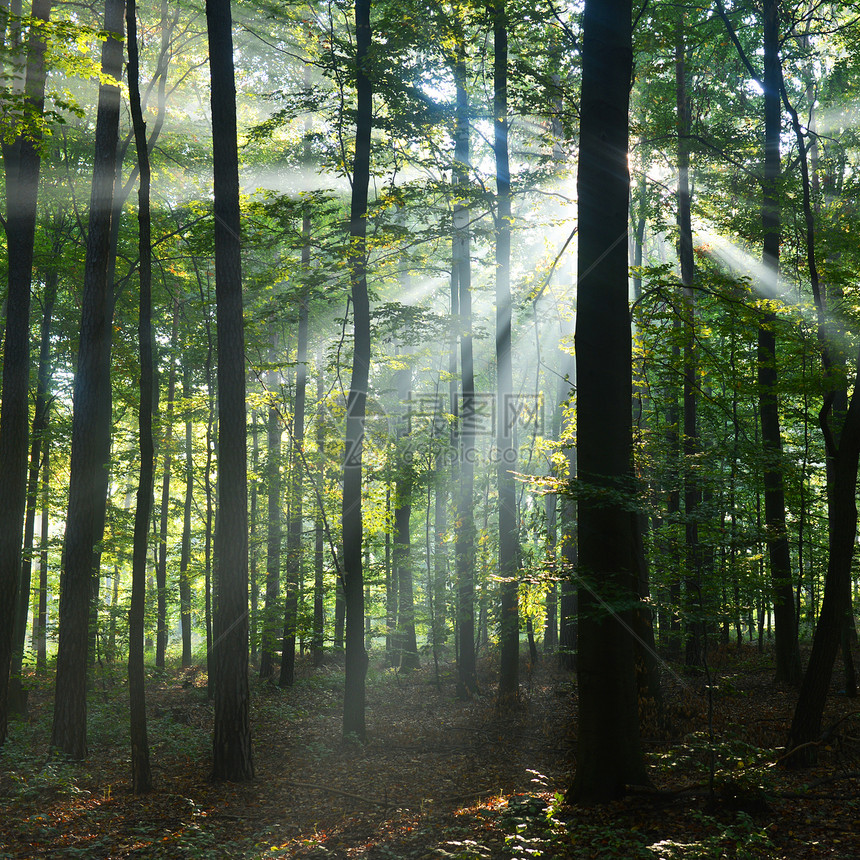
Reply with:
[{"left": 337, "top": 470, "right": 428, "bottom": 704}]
[
  {"left": 249, "top": 411, "right": 260, "bottom": 661},
  {"left": 0, "top": 0, "right": 51, "bottom": 745},
  {"left": 313, "top": 361, "right": 326, "bottom": 667},
  {"left": 35, "top": 445, "right": 50, "bottom": 673},
  {"left": 126, "top": 0, "right": 153, "bottom": 792},
  {"left": 557, "top": 323, "right": 577, "bottom": 670},
  {"left": 281, "top": 280, "right": 310, "bottom": 687},
  {"left": 206, "top": 0, "right": 253, "bottom": 780},
  {"left": 259, "top": 334, "right": 282, "bottom": 681},
  {"left": 9, "top": 269, "right": 56, "bottom": 711},
  {"left": 453, "top": 27, "right": 477, "bottom": 698},
  {"left": 782, "top": 13, "right": 860, "bottom": 760},
  {"left": 675, "top": 20, "right": 704, "bottom": 669},
  {"left": 757, "top": 0, "right": 801, "bottom": 686},
  {"left": 51, "top": 0, "right": 124, "bottom": 760},
  {"left": 494, "top": 0, "right": 519, "bottom": 703},
  {"left": 568, "top": 0, "right": 649, "bottom": 802},
  {"left": 342, "top": 0, "right": 372, "bottom": 741},
  {"left": 394, "top": 359, "right": 419, "bottom": 672},
  {"left": 179, "top": 365, "right": 194, "bottom": 668},
  {"left": 155, "top": 306, "right": 179, "bottom": 668}
]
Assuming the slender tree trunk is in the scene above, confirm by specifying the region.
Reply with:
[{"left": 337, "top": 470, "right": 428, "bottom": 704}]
[
  {"left": 179, "top": 366, "right": 194, "bottom": 668},
  {"left": 493, "top": 0, "right": 519, "bottom": 702},
  {"left": 313, "top": 362, "right": 326, "bottom": 667},
  {"left": 433, "top": 415, "right": 448, "bottom": 653},
  {"left": 155, "top": 307, "right": 179, "bottom": 668},
  {"left": 342, "top": 0, "right": 372, "bottom": 740},
  {"left": 35, "top": 446, "right": 50, "bottom": 673},
  {"left": 385, "top": 482, "right": 396, "bottom": 665},
  {"left": 126, "top": 0, "right": 153, "bottom": 792},
  {"left": 249, "top": 411, "right": 260, "bottom": 661},
  {"left": 568, "top": 0, "right": 649, "bottom": 802},
  {"left": 558, "top": 322, "right": 577, "bottom": 670},
  {"left": 9, "top": 270, "right": 56, "bottom": 711},
  {"left": 206, "top": 0, "right": 253, "bottom": 780},
  {"left": 259, "top": 336, "right": 281, "bottom": 681},
  {"left": 204, "top": 303, "right": 215, "bottom": 695},
  {"left": 394, "top": 359, "right": 419, "bottom": 672},
  {"left": 281, "top": 278, "right": 309, "bottom": 687},
  {"left": 453, "top": 29, "right": 477, "bottom": 698},
  {"left": 51, "top": 0, "right": 124, "bottom": 760}
]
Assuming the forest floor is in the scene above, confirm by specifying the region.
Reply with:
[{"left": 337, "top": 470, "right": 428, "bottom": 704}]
[{"left": 0, "top": 643, "right": 859, "bottom": 858}]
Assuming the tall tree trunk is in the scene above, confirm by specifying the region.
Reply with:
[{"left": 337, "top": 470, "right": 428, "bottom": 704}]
[
  {"left": 206, "top": 0, "right": 253, "bottom": 781},
  {"left": 179, "top": 365, "right": 194, "bottom": 668},
  {"left": 259, "top": 334, "right": 282, "bottom": 681},
  {"left": 394, "top": 358, "right": 419, "bottom": 672},
  {"left": 675, "top": 21, "right": 704, "bottom": 668},
  {"left": 385, "top": 482, "right": 396, "bottom": 665},
  {"left": 126, "top": 0, "right": 153, "bottom": 792},
  {"left": 203, "top": 298, "right": 215, "bottom": 695},
  {"left": 155, "top": 306, "right": 179, "bottom": 668},
  {"left": 35, "top": 448, "right": 50, "bottom": 673},
  {"left": 313, "top": 362, "right": 326, "bottom": 668},
  {"left": 494, "top": 0, "right": 519, "bottom": 703},
  {"left": 9, "top": 269, "right": 56, "bottom": 711},
  {"left": 453, "top": 28, "right": 477, "bottom": 698},
  {"left": 249, "top": 411, "right": 260, "bottom": 661},
  {"left": 568, "top": 0, "right": 649, "bottom": 802},
  {"left": 0, "top": 0, "right": 51, "bottom": 745},
  {"left": 51, "top": 0, "right": 124, "bottom": 760},
  {"left": 544, "top": 419, "right": 559, "bottom": 653},
  {"left": 281, "top": 277, "right": 310, "bottom": 687},
  {"left": 433, "top": 409, "right": 448, "bottom": 653},
  {"left": 757, "top": 0, "right": 801, "bottom": 686},
  {"left": 788, "top": 358, "right": 860, "bottom": 764},
  {"left": 782, "top": 18, "right": 860, "bottom": 760},
  {"left": 558, "top": 322, "right": 577, "bottom": 670},
  {"left": 342, "top": 0, "right": 372, "bottom": 741}
]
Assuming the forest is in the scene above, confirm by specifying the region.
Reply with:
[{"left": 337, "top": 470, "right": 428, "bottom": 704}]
[{"left": 2, "top": 0, "right": 860, "bottom": 855}]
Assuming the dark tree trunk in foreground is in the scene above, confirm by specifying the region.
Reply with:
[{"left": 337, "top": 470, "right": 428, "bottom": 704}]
[
  {"left": 568, "top": 0, "right": 649, "bottom": 802},
  {"left": 758, "top": 0, "right": 801, "bottom": 686},
  {"left": 127, "top": 0, "right": 153, "bottom": 793},
  {"left": 206, "top": 0, "right": 253, "bottom": 780},
  {"left": 494, "top": 0, "right": 519, "bottom": 703},
  {"left": 453, "top": 31, "right": 477, "bottom": 698},
  {"left": 342, "top": 0, "right": 372, "bottom": 741},
  {"left": 787, "top": 361, "right": 860, "bottom": 764},
  {"left": 0, "top": 0, "right": 51, "bottom": 745},
  {"left": 51, "top": 0, "right": 124, "bottom": 760},
  {"left": 675, "top": 19, "right": 704, "bottom": 668},
  {"left": 782, "top": 22, "right": 860, "bottom": 763}
]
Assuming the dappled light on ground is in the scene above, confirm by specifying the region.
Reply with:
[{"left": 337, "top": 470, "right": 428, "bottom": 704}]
[{"left": 1, "top": 648, "right": 860, "bottom": 857}]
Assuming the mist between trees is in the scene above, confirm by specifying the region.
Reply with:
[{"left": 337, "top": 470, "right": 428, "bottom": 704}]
[{"left": 0, "top": 0, "right": 859, "bottom": 805}]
